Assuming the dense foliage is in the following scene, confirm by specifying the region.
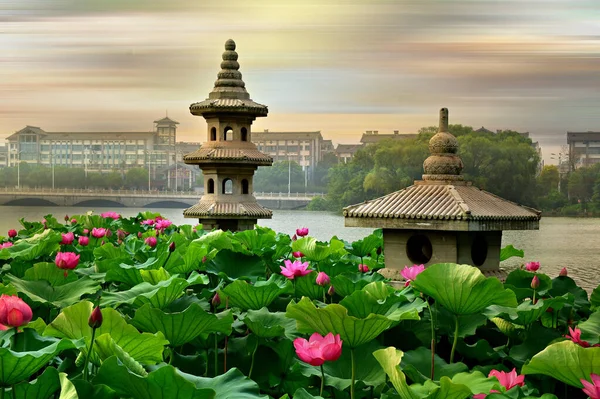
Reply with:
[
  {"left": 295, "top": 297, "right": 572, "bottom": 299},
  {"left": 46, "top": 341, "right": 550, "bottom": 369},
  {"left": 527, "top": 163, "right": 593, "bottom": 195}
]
[
  {"left": 309, "top": 125, "right": 542, "bottom": 212},
  {"left": 0, "top": 213, "right": 599, "bottom": 398}
]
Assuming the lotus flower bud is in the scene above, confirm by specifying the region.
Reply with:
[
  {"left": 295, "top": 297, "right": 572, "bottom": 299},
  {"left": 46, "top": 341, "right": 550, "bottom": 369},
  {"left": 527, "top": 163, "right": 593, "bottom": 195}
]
[
  {"left": 358, "top": 264, "right": 369, "bottom": 273},
  {"left": 292, "top": 234, "right": 297, "bottom": 241},
  {"left": 292, "top": 251, "right": 304, "bottom": 258},
  {"left": 316, "top": 272, "right": 330, "bottom": 287},
  {"left": 88, "top": 306, "right": 103, "bottom": 329},
  {"left": 376, "top": 246, "right": 382, "bottom": 256},
  {"left": 145, "top": 236, "right": 157, "bottom": 248},
  {"left": 64, "top": 214, "right": 70, "bottom": 222},
  {"left": 327, "top": 286, "right": 335, "bottom": 296},
  {"left": 202, "top": 256, "right": 207, "bottom": 263},
  {"left": 559, "top": 267, "right": 568, "bottom": 277},
  {"left": 78, "top": 236, "right": 89, "bottom": 246},
  {"left": 70, "top": 219, "right": 77, "bottom": 224},
  {"left": 211, "top": 293, "right": 221, "bottom": 307},
  {"left": 137, "top": 232, "right": 143, "bottom": 238},
  {"left": 7, "top": 229, "right": 17, "bottom": 238},
  {"left": 169, "top": 242, "right": 176, "bottom": 252},
  {"left": 531, "top": 275, "right": 540, "bottom": 290}
]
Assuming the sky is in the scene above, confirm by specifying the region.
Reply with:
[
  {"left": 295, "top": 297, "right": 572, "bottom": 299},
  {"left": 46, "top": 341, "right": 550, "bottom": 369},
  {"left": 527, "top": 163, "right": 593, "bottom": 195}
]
[{"left": 1, "top": 0, "right": 599, "bottom": 164}]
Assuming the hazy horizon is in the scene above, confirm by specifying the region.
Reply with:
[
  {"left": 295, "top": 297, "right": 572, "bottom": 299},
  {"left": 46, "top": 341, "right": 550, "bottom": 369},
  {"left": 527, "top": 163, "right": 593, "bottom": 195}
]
[{"left": 2, "top": 0, "right": 599, "bottom": 164}]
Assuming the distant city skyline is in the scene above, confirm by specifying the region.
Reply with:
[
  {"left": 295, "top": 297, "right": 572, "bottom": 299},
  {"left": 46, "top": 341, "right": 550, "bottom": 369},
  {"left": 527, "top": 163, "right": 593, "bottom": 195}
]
[{"left": 2, "top": 0, "right": 599, "bottom": 165}]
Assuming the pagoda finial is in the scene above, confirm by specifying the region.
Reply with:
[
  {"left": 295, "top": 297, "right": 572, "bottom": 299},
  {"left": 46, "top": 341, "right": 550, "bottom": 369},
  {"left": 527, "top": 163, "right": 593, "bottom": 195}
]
[
  {"left": 422, "top": 108, "right": 464, "bottom": 181},
  {"left": 208, "top": 39, "right": 250, "bottom": 100}
]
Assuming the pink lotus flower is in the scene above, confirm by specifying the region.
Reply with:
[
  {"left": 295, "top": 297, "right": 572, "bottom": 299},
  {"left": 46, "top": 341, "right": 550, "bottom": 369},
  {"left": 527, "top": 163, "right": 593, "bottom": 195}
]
[
  {"left": 71, "top": 219, "right": 77, "bottom": 224},
  {"left": 211, "top": 293, "right": 221, "bottom": 307},
  {"left": 280, "top": 259, "right": 311, "bottom": 279},
  {"left": 490, "top": 368, "right": 525, "bottom": 391},
  {"left": 294, "top": 332, "right": 343, "bottom": 366},
  {"left": 83, "top": 229, "right": 89, "bottom": 235},
  {"left": 116, "top": 229, "right": 126, "bottom": 240},
  {"left": 358, "top": 264, "right": 369, "bottom": 273},
  {"left": 565, "top": 327, "right": 592, "bottom": 348},
  {"left": 145, "top": 236, "right": 157, "bottom": 248},
  {"left": 78, "top": 236, "right": 89, "bottom": 246},
  {"left": 559, "top": 267, "right": 568, "bottom": 277},
  {"left": 0, "top": 242, "right": 13, "bottom": 249},
  {"left": 401, "top": 264, "right": 425, "bottom": 287},
  {"left": 55, "top": 252, "right": 80, "bottom": 270},
  {"left": 296, "top": 228, "right": 309, "bottom": 237},
  {"left": 581, "top": 374, "right": 600, "bottom": 399},
  {"left": 155, "top": 219, "right": 173, "bottom": 230},
  {"left": 101, "top": 212, "right": 120, "bottom": 220},
  {"left": 0, "top": 295, "right": 33, "bottom": 328},
  {"left": 141, "top": 219, "right": 155, "bottom": 226},
  {"left": 60, "top": 232, "right": 74, "bottom": 245},
  {"left": 316, "top": 272, "right": 330, "bottom": 286},
  {"left": 293, "top": 251, "right": 304, "bottom": 258},
  {"left": 91, "top": 228, "right": 107, "bottom": 238},
  {"left": 525, "top": 261, "right": 540, "bottom": 272},
  {"left": 7, "top": 229, "right": 17, "bottom": 238}
]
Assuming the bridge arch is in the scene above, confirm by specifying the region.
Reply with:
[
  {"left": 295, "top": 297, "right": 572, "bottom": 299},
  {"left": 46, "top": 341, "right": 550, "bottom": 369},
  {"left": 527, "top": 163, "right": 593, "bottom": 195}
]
[
  {"left": 144, "top": 201, "right": 193, "bottom": 208},
  {"left": 3, "top": 198, "right": 60, "bottom": 206},
  {"left": 73, "top": 199, "right": 126, "bottom": 207}
]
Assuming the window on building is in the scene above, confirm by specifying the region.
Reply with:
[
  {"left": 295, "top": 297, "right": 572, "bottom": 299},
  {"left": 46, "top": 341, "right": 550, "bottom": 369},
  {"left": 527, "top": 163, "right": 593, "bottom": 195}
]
[
  {"left": 242, "top": 179, "right": 249, "bottom": 194},
  {"left": 126, "top": 145, "right": 137, "bottom": 152},
  {"left": 241, "top": 127, "right": 248, "bottom": 142},
  {"left": 224, "top": 127, "right": 233, "bottom": 141},
  {"left": 222, "top": 178, "right": 233, "bottom": 194},
  {"left": 207, "top": 179, "right": 215, "bottom": 194},
  {"left": 406, "top": 234, "right": 433, "bottom": 264},
  {"left": 210, "top": 127, "right": 217, "bottom": 141},
  {"left": 40, "top": 145, "right": 50, "bottom": 152}
]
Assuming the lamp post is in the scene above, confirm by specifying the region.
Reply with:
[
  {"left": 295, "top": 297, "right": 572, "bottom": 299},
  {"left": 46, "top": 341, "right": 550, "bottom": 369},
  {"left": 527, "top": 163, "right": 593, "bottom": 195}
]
[{"left": 11, "top": 149, "right": 22, "bottom": 189}]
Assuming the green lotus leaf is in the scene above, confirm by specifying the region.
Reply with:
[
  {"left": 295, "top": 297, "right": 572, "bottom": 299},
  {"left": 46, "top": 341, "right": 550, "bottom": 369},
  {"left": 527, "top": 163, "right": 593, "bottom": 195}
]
[
  {"left": 220, "top": 274, "right": 292, "bottom": 311},
  {"left": 69, "top": 378, "right": 119, "bottom": 399},
  {"left": 509, "top": 324, "right": 561, "bottom": 367},
  {"left": 180, "top": 367, "right": 268, "bottom": 399},
  {"left": 489, "top": 317, "right": 525, "bottom": 340},
  {"left": 291, "top": 237, "right": 345, "bottom": 263},
  {"left": 331, "top": 272, "right": 387, "bottom": 297},
  {"left": 186, "top": 271, "right": 211, "bottom": 286},
  {"left": 411, "top": 263, "right": 517, "bottom": 315},
  {"left": 93, "top": 357, "right": 215, "bottom": 399},
  {"left": 6, "top": 274, "right": 101, "bottom": 308},
  {"left": 373, "top": 347, "right": 420, "bottom": 399},
  {"left": 206, "top": 249, "right": 266, "bottom": 282},
  {"left": 131, "top": 303, "right": 233, "bottom": 346},
  {"left": 577, "top": 310, "right": 600, "bottom": 345},
  {"left": 521, "top": 340, "right": 600, "bottom": 387},
  {"left": 1, "top": 229, "right": 61, "bottom": 263},
  {"left": 100, "top": 275, "right": 188, "bottom": 309},
  {"left": 241, "top": 307, "right": 296, "bottom": 339},
  {"left": 591, "top": 286, "right": 600, "bottom": 311},
  {"left": 347, "top": 232, "right": 382, "bottom": 259},
  {"left": 285, "top": 297, "right": 397, "bottom": 348},
  {"left": 93, "top": 243, "right": 131, "bottom": 273},
  {"left": 450, "top": 371, "right": 500, "bottom": 397},
  {"left": 58, "top": 372, "right": 78, "bottom": 399},
  {"left": 549, "top": 276, "right": 590, "bottom": 312},
  {"left": 499, "top": 245, "right": 524, "bottom": 262},
  {"left": 290, "top": 389, "right": 324, "bottom": 399},
  {"left": 401, "top": 347, "right": 469, "bottom": 384},
  {"left": 178, "top": 241, "right": 209, "bottom": 274},
  {"left": 23, "top": 262, "right": 78, "bottom": 286},
  {"left": 294, "top": 272, "right": 326, "bottom": 301},
  {"left": 140, "top": 267, "right": 170, "bottom": 284},
  {"left": 486, "top": 296, "right": 570, "bottom": 326},
  {"left": 232, "top": 228, "right": 277, "bottom": 256},
  {"left": 340, "top": 281, "right": 425, "bottom": 321},
  {"left": 435, "top": 307, "right": 488, "bottom": 338},
  {"left": 0, "top": 334, "right": 82, "bottom": 385},
  {"left": 194, "top": 230, "right": 235, "bottom": 252},
  {"left": 94, "top": 334, "right": 148, "bottom": 376},
  {"left": 456, "top": 340, "right": 501, "bottom": 363},
  {"left": 44, "top": 301, "right": 167, "bottom": 364},
  {"left": 504, "top": 269, "right": 553, "bottom": 301},
  {"left": 104, "top": 263, "right": 144, "bottom": 286},
  {"left": 297, "top": 340, "right": 386, "bottom": 391},
  {"left": 12, "top": 366, "right": 60, "bottom": 399}
]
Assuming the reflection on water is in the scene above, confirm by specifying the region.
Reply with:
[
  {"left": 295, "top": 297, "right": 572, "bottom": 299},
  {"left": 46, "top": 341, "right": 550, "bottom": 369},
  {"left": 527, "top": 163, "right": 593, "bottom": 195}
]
[{"left": 1, "top": 205, "right": 598, "bottom": 290}]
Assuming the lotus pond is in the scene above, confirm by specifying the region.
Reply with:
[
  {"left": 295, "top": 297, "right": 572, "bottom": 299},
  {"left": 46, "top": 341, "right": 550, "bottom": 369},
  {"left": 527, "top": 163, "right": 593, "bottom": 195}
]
[{"left": 0, "top": 211, "right": 599, "bottom": 399}]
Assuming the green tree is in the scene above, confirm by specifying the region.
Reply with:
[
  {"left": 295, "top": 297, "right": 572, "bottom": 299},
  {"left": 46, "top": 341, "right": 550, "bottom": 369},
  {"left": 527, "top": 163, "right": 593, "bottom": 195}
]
[
  {"left": 254, "top": 161, "right": 304, "bottom": 193},
  {"left": 125, "top": 168, "right": 149, "bottom": 189},
  {"left": 537, "top": 165, "right": 560, "bottom": 196}
]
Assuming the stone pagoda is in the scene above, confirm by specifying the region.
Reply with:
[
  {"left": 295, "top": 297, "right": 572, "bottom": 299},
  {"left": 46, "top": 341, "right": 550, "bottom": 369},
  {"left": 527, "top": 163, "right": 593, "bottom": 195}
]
[
  {"left": 183, "top": 39, "right": 273, "bottom": 231},
  {"left": 343, "top": 108, "right": 541, "bottom": 277}
]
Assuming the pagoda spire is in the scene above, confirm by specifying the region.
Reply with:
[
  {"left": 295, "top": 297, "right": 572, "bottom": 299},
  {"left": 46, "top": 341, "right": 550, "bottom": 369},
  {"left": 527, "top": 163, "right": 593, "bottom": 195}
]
[
  {"left": 422, "top": 108, "right": 464, "bottom": 181},
  {"left": 208, "top": 39, "right": 250, "bottom": 100}
]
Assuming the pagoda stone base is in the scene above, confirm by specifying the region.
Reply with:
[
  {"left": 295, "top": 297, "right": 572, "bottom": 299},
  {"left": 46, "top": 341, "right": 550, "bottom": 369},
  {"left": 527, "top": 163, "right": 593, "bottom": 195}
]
[{"left": 199, "top": 218, "right": 257, "bottom": 232}]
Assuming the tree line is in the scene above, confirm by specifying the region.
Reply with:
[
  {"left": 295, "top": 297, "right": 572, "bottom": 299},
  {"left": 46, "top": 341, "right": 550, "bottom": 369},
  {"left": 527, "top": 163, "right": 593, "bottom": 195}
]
[{"left": 307, "top": 124, "right": 600, "bottom": 216}]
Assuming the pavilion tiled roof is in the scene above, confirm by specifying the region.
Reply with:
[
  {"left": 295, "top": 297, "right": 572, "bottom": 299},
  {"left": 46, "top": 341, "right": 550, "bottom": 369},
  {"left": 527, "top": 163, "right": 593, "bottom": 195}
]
[
  {"left": 183, "top": 201, "right": 272, "bottom": 218},
  {"left": 183, "top": 146, "right": 273, "bottom": 165}
]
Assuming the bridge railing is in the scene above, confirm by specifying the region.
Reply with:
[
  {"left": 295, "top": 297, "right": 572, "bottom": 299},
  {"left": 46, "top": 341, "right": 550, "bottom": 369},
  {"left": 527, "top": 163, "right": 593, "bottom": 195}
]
[{"left": 0, "top": 187, "right": 326, "bottom": 199}]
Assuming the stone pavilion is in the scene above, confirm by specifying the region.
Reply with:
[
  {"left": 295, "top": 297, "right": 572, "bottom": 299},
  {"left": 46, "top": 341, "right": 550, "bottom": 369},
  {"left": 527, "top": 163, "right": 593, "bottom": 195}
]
[
  {"left": 343, "top": 108, "right": 541, "bottom": 275},
  {"left": 183, "top": 39, "right": 273, "bottom": 231}
]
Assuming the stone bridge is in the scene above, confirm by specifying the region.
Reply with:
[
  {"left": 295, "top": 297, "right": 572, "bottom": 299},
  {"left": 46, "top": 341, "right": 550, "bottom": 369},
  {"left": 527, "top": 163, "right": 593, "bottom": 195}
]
[{"left": 0, "top": 188, "right": 324, "bottom": 210}]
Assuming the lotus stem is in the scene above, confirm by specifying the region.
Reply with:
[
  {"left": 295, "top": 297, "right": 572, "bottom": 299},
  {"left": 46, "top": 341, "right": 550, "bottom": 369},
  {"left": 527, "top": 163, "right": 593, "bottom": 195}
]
[
  {"left": 320, "top": 365, "right": 325, "bottom": 397},
  {"left": 532, "top": 289, "right": 536, "bottom": 304},
  {"left": 162, "top": 251, "right": 172, "bottom": 270},
  {"left": 214, "top": 333, "right": 218, "bottom": 377},
  {"left": 1, "top": 387, "right": 4, "bottom": 399},
  {"left": 425, "top": 299, "right": 435, "bottom": 380},
  {"left": 248, "top": 337, "right": 258, "bottom": 379},
  {"left": 450, "top": 314, "right": 459, "bottom": 363},
  {"left": 10, "top": 386, "right": 15, "bottom": 399},
  {"left": 350, "top": 348, "right": 356, "bottom": 399},
  {"left": 83, "top": 327, "right": 97, "bottom": 382}
]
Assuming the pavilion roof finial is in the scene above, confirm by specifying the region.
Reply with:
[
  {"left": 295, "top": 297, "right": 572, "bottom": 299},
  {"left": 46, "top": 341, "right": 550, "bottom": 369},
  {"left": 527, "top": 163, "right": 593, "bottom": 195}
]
[
  {"left": 422, "top": 107, "right": 464, "bottom": 181},
  {"left": 208, "top": 39, "right": 250, "bottom": 100}
]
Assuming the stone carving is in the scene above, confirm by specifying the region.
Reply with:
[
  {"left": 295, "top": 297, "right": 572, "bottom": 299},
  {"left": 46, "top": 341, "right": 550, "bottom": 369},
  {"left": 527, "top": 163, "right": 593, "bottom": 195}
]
[{"left": 422, "top": 108, "right": 464, "bottom": 178}]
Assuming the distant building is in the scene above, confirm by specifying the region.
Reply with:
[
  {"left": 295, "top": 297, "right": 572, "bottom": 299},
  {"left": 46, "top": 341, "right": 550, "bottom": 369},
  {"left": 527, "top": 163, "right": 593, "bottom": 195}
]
[
  {"left": 0, "top": 146, "right": 7, "bottom": 168},
  {"left": 335, "top": 144, "right": 363, "bottom": 163},
  {"left": 321, "top": 139, "right": 335, "bottom": 154},
  {"left": 5, "top": 117, "right": 179, "bottom": 174},
  {"left": 567, "top": 131, "right": 600, "bottom": 170},
  {"left": 474, "top": 126, "right": 495, "bottom": 134},
  {"left": 252, "top": 130, "right": 325, "bottom": 179},
  {"left": 360, "top": 130, "right": 418, "bottom": 145}
]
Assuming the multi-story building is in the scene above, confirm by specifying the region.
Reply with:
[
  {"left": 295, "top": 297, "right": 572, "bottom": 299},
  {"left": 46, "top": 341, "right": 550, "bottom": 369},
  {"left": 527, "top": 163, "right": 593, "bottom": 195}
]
[
  {"left": 252, "top": 130, "right": 325, "bottom": 179},
  {"left": 335, "top": 144, "right": 363, "bottom": 163},
  {"left": 567, "top": 131, "right": 600, "bottom": 170},
  {"left": 0, "top": 146, "right": 7, "bottom": 168},
  {"left": 5, "top": 117, "right": 179, "bottom": 173},
  {"left": 360, "top": 130, "right": 418, "bottom": 145}
]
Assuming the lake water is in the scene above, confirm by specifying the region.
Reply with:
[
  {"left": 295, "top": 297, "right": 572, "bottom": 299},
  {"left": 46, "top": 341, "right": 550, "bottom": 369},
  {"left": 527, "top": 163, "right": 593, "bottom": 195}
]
[{"left": 1, "top": 205, "right": 598, "bottom": 290}]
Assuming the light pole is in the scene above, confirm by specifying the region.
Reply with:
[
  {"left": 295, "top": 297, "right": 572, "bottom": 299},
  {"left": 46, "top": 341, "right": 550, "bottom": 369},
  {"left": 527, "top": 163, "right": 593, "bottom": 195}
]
[
  {"left": 50, "top": 151, "right": 55, "bottom": 189},
  {"left": 11, "top": 149, "right": 22, "bottom": 189}
]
